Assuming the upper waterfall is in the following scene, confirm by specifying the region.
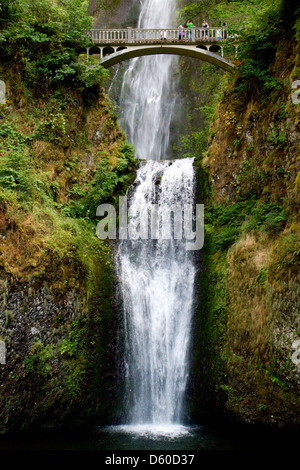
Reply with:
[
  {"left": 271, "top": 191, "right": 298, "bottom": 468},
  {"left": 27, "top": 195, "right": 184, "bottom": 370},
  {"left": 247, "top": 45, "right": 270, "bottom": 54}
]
[{"left": 119, "top": 0, "right": 178, "bottom": 160}]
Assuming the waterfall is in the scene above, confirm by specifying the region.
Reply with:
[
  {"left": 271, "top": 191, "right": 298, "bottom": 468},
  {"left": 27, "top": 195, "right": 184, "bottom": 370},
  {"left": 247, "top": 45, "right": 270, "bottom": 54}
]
[
  {"left": 113, "top": 0, "right": 197, "bottom": 433},
  {"left": 119, "top": 0, "right": 178, "bottom": 160},
  {"left": 116, "top": 159, "right": 197, "bottom": 427}
]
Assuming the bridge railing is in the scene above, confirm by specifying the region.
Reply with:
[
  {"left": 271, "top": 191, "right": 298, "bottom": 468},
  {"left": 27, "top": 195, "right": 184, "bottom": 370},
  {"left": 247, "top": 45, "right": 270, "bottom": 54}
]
[
  {"left": 87, "top": 29, "right": 128, "bottom": 42},
  {"left": 195, "top": 27, "right": 228, "bottom": 40},
  {"left": 86, "top": 27, "right": 228, "bottom": 44}
]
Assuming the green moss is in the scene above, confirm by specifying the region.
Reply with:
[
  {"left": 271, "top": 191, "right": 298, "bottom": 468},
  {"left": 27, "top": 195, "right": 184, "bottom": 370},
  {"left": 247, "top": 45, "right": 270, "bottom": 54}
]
[
  {"left": 268, "top": 232, "right": 300, "bottom": 282},
  {"left": 24, "top": 342, "right": 54, "bottom": 378},
  {"left": 189, "top": 162, "right": 228, "bottom": 420}
]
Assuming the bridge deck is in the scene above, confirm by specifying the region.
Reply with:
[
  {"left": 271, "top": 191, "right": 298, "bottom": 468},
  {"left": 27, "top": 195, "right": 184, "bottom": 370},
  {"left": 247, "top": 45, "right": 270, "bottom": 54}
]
[{"left": 87, "top": 27, "right": 228, "bottom": 46}]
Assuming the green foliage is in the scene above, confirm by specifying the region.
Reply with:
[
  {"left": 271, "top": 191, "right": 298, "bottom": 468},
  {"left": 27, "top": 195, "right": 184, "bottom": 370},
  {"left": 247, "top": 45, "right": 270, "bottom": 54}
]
[
  {"left": 257, "top": 402, "right": 267, "bottom": 411},
  {"left": 206, "top": 202, "right": 244, "bottom": 249},
  {"left": 179, "top": 2, "right": 203, "bottom": 21},
  {"left": 34, "top": 111, "right": 67, "bottom": 144},
  {"left": 177, "top": 105, "right": 216, "bottom": 158},
  {"left": 24, "top": 341, "right": 53, "bottom": 377},
  {"left": 205, "top": 200, "right": 287, "bottom": 250},
  {"left": 0, "top": 131, "right": 34, "bottom": 198},
  {"left": 235, "top": 59, "right": 281, "bottom": 95},
  {"left": 242, "top": 202, "right": 286, "bottom": 234},
  {"left": 190, "top": 193, "right": 228, "bottom": 417},
  {"left": 267, "top": 129, "right": 287, "bottom": 147},
  {"left": 175, "top": 63, "right": 226, "bottom": 159},
  {"left": 255, "top": 267, "right": 267, "bottom": 287},
  {"left": 270, "top": 233, "right": 300, "bottom": 277},
  {"left": 214, "top": 225, "right": 240, "bottom": 250},
  {"left": 76, "top": 57, "right": 110, "bottom": 89},
  {"left": 265, "top": 368, "right": 290, "bottom": 391},
  {"left": 0, "top": 122, "right": 24, "bottom": 144},
  {"left": 59, "top": 318, "right": 87, "bottom": 358},
  {"left": 178, "top": 0, "right": 264, "bottom": 28},
  {"left": 71, "top": 142, "right": 136, "bottom": 218},
  {"left": 233, "top": 0, "right": 299, "bottom": 95},
  {"left": 187, "top": 0, "right": 300, "bottom": 425},
  {"left": 0, "top": 0, "right": 109, "bottom": 91},
  {"left": 0, "top": 122, "right": 52, "bottom": 202},
  {"left": 59, "top": 338, "right": 79, "bottom": 357},
  {"left": 0, "top": 3, "right": 136, "bottom": 427},
  {"left": 0, "top": 0, "right": 20, "bottom": 22}
]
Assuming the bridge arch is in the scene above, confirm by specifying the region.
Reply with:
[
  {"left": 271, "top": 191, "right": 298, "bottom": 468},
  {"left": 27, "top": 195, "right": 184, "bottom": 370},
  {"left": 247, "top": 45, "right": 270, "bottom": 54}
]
[
  {"left": 103, "top": 46, "right": 116, "bottom": 57},
  {"left": 99, "top": 45, "right": 234, "bottom": 72},
  {"left": 209, "top": 44, "right": 222, "bottom": 54}
]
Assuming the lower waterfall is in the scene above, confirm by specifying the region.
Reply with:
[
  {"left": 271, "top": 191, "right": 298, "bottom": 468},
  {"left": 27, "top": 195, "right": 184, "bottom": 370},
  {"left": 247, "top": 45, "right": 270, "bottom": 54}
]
[{"left": 116, "top": 158, "right": 197, "bottom": 432}]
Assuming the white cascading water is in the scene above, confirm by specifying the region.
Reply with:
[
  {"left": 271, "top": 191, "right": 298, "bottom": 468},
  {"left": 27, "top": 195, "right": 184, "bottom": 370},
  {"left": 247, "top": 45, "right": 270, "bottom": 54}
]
[
  {"left": 117, "top": 159, "right": 197, "bottom": 430},
  {"left": 120, "top": 0, "right": 178, "bottom": 160},
  {"left": 114, "top": 0, "right": 197, "bottom": 434}
]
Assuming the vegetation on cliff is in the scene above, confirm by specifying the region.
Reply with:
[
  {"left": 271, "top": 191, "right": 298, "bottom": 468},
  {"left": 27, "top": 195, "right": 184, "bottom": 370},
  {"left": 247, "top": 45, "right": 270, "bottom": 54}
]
[
  {"left": 191, "top": 0, "right": 300, "bottom": 428},
  {"left": 0, "top": 0, "right": 135, "bottom": 432},
  {"left": 0, "top": 0, "right": 299, "bottom": 432}
]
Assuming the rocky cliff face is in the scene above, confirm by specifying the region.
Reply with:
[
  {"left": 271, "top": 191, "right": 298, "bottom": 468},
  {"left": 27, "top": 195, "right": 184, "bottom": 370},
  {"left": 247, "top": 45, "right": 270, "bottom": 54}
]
[
  {"left": 191, "top": 36, "right": 300, "bottom": 429},
  {"left": 0, "top": 65, "right": 135, "bottom": 432},
  {"left": 88, "top": 0, "right": 140, "bottom": 28}
]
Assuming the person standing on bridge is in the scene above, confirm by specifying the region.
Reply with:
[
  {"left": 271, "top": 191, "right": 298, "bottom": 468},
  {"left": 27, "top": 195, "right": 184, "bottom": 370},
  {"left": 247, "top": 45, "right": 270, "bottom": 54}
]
[
  {"left": 221, "top": 20, "right": 228, "bottom": 39},
  {"left": 186, "top": 20, "right": 193, "bottom": 40},
  {"left": 202, "top": 20, "right": 209, "bottom": 39},
  {"left": 178, "top": 25, "right": 184, "bottom": 40}
]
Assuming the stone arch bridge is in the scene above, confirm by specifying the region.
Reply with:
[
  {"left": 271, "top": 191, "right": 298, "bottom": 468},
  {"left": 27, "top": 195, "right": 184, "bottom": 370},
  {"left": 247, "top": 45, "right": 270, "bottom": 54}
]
[{"left": 84, "top": 27, "right": 237, "bottom": 72}]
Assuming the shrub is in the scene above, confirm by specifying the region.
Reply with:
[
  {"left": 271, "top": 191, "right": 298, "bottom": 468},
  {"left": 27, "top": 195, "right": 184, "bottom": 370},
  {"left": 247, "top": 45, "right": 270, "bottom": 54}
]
[
  {"left": 242, "top": 202, "right": 286, "bottom": 233},
  {"left": 0, "top": 0, "right": 99, "bottom": 90},
  {"left": 233, "top": 0, "right": 298, "bottom": 96},
  {"left": 0, "top": 147, "right": 33, "bottom": 198},
  {"left": 71, "top": 142, "right": 136, "bottom": 218}
]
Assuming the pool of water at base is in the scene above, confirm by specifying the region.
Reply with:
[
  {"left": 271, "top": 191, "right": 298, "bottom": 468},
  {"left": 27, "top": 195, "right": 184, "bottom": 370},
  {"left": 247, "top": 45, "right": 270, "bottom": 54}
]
[{"left": 0, "top": 421, "right": 299, "bottom": 451}]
